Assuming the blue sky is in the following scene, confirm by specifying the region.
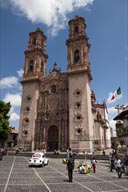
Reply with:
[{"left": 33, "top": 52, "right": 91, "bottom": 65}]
[{"left": 0, "top": 0, "right": 128, "bottom": 136}]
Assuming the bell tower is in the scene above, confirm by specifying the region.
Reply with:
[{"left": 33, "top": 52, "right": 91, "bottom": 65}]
[
  {"left": 66, "top": 15, "right": 91, "bottom": 76},
  {"left": 67, "top": 16, "right": 93, "bottom": 152},
  {"left": 23, "top": 28, "right": 48, "bottom": 80},
  {"left": 18, "top": 28, "right": 48, "bottom": 151}
]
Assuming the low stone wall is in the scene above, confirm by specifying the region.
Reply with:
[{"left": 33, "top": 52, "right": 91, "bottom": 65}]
[{"left": 8, "top": 151, "right": 109, "bottom": 160}]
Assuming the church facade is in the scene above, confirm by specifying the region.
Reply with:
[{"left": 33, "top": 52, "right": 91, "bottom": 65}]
[{"left": 18, "top": 16, "right": 111, "bottom": 152}]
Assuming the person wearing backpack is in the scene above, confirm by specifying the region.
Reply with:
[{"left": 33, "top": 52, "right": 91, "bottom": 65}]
[{"left": 67, "top": 153, "right": 75, "bottom": 182}]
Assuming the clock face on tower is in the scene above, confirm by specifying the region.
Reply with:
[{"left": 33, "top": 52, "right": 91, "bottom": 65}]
[{"left": 52, "top": 71, "right": 57, "bottom": 77}]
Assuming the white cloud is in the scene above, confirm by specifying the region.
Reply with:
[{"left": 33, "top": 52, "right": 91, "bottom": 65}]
[
  {"left": 109, "top": 119, "right": 115, "bottom": 128},
  {"left": 4, "top": 0, "right": 94, "bottom": 36},
  {"left": 73, "top": 0, "right": 94, "bottom": 7},
  {"left": 17, "top": 69, "right": 24, "bottom": 77},
  {"left": 109, "top": 119, "right": 116, "bottom": 137},
  {"left": 0, "top": 76, "right": 18, "bottom": 89},
  {"left": 108, "top": 106, "right": 117, "bottom": 115},
  {"left": 9, "top": 112, "right": 20, "bottom": 121},
  {"left": 3, "top": 93, "right": 21, "bottom": 108},
  {"left": 107, "top": 106, "right": 118, "bottom": 137}
]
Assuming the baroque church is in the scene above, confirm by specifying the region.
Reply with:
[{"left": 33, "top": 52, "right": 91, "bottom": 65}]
[{"left": 18, "top": 15, "right": 111, "bottom": 152}]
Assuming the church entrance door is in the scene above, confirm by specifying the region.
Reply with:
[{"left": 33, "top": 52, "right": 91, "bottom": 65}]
[{"left": 47, "top": 126, "right": 59, "bottom": 151}]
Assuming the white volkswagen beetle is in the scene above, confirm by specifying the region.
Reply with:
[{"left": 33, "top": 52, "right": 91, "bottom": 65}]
[{"left": 29, "top": 152, "right": 49, "bottom": 167}]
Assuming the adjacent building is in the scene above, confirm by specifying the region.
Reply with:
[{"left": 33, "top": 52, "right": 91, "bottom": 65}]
[
  {"left": 18, "top": 16, "right": 111, "bottom": 152},
  {"left": 7, "top": 128, "right": 18, "bottom": 148},
  {"left": 114, "top": 106, "right": 128, "bottom": 146}
]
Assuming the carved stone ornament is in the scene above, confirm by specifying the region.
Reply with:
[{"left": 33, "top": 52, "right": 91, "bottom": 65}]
[{"left": 48, "top": 95, "right": 59, "bottom": 111}]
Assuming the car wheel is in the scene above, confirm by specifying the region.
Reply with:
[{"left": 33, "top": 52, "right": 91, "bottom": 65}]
[{"left": 41, "top": 162, "right": 44, "bottom": 167}]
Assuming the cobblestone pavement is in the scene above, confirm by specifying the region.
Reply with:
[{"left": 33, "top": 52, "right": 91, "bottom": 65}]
[{"left": 0, "top": 156, "right": 128, "bottom": 192}]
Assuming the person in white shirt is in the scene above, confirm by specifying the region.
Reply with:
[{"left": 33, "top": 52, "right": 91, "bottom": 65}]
[{"left": 114, "top": 156, "right": 123, "bottom": 178}]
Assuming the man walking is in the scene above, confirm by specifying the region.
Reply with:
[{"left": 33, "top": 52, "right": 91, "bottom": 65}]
[{"left": 67, "top": 153, "right": 75, "bottom": 182}]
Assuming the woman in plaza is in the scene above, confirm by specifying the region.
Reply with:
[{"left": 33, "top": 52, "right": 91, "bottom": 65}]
[{"left": 91, "top": 157, "right": 97, "bottom": 173}]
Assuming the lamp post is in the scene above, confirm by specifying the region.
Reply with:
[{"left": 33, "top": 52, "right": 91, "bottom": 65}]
[{"left": 115, "top": 104, "right": 124, "bottom": 114}]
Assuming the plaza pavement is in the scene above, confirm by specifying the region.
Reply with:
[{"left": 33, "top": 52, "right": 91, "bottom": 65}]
[{"left": 0, "top": 155, "right": 128, "bottom": 192}]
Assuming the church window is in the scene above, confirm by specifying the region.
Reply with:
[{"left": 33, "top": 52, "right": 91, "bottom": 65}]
[
  {"left": 74, "top": 89, "right": 82, "bottom": 97},
  {"left": 76, "top": 114, "right": 82, "bottom": 120},
  {"left": 76, "top": 89, "right": 81, "bottom": 96},
  {"left": 25, "top": 95, "right": 31, "bottom": 102},
  {"left": 76, "top": 90, "right": 80, "bottom": 95},
  {"left": 51, "top": 85, "right": 56, "bottom": 93},
  {"left": 77, "top": 128, "right": 82, "bottom": 134},
  {"left": 29, "top": 60, "right": 34, "bottom": 72},
  {"left": 74, "top": 113, "right": 83, "bottom": 122},
  {"left": 25, "top": 107, "right": 30, "bottom": 112},
  {"left": 74, "top": 26, "right": 79, "bottom": 33},
  {"left": 32, "top": 38, "right": 36, "bottom": 45},
  {"left": 24, "top": 118, "right": 29, "bottom": 124},
  {"left": 77, "top": 115, "right": 81, "bottom": 120},
  {"left": 41, "top": 62, "right": 43, "bottom": 72},
  {"left": 74, "top": 50, "right": 80, "bottom": 63},
  {"left": 75, "top": 101, "right": 81, "bottom": 109},
  {"left": 23, "top": 130, "right": 28, "bottom": 136},
  {"left": 77, "top": 102, "right": 81, "bottom": 108}
]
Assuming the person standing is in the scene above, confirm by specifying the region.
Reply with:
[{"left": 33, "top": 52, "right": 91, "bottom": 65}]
[
  {"left": 67, "top": 153, "right": 75, "bottom": 182},
  {"left": 67, "top": 146, "right": 72, "bottom": 159},
  {"left": 110, "top": 152, "right": 115, "bottom": 172},
  {"left": 91, "top": 157, "right": 97, "bottom": 173},
  {"left": 115, "top": 156, "right": 123, "bottom": 178},
  {"left": 102, "top": 150, "right": 105, "bottom": 156}
]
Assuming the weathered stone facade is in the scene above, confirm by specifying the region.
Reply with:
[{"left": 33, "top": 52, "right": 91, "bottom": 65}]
[{"left": 18, "top": 16, "right": 111, "bottom": 152}]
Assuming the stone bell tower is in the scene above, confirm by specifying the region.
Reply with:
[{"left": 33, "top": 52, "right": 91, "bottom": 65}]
[
  {"left": 66, "top": 16, "right": 93, "bottom": 152},
  {"left": 18, "top": 28, "right": 48, "bottom": 150},
  {"left": 23, "top": 27, "right": 48, "bottom": 80}
]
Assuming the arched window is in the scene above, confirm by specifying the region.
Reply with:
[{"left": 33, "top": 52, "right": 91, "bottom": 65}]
[
  {"left": 74, "top": 26, "right": 78, "bottom": 33},
  {"left": 29, "top": 60, "right": 34, "bottom": 72},
  {"left": 41, "top": 62, "right": 43, "bottom": 72},
  {"left": 74, "top": 50, "right": 80, "bottom": 63},
  {"left": 33, "top": 38, "right": 36, "bottom": 45}
]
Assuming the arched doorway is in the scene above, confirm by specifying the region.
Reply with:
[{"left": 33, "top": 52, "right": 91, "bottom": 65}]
[{"left": 47, "top": 126, "right": 59, "bottom": 151}]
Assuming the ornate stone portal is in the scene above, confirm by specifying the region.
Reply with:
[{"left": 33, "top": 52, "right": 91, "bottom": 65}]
[{"left": 18, "top": 16, "right": 111, "bottom": 152}]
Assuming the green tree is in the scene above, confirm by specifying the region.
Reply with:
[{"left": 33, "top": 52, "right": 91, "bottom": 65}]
[{"left": 0, "top": 100, "right": 11, "bottom": 147}]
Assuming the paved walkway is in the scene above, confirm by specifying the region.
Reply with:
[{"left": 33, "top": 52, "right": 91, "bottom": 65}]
[{"left": 0, "top": 156, "right": 128, "bottom": 192}]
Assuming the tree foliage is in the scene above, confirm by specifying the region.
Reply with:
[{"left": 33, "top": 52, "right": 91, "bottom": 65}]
[{"left": 0, "top": 100, "right": 11, "bottom": 146}]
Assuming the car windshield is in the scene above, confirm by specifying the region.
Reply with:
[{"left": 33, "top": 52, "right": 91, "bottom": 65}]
[{"left": 32, "top": 153, "right": 41, "bottom": 158}]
